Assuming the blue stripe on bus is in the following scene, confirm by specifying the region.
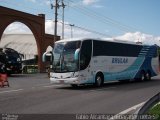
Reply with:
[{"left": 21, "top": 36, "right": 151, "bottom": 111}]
[
  {"left": 80, "top": 45, "right": 157, "bottom": 84},
  {"left": 103, "top": 45, "right": 157, "bottom": 81}
]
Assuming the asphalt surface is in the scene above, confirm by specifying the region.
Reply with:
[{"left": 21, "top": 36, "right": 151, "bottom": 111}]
[{"left": 0, "top": 73, "right": 160, "bottom": 115}]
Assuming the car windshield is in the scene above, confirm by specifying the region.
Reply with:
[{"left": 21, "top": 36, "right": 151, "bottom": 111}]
[{"left": 52, "top": 41, "right": 81, "bottom": 73}]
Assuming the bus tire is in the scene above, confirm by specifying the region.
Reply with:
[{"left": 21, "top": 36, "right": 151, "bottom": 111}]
[
  {"left": 146, "top": 71, "right": 151, "bottom": 81},
  {"left": 95, "top": 73, "right": 104, "bottom": 87}
]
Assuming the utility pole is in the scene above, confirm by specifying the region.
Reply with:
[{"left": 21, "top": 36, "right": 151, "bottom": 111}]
[
  {"left": 54, "top": 0, "right": 58, "bottom": 42},
  {"left": 52, "top": 0, "right": 66, "bottom": 41},
  {"left": 61, "top": 0, "right": 66, "bottom": 39}
]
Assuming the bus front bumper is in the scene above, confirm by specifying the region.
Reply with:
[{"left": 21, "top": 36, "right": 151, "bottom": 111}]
[{"left": 50, "top": 77, "right": 80, "bottom": 85}]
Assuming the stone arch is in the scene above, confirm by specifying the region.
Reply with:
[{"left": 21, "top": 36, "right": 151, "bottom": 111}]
[
  {"left": 1, "top": 20, "right": 40, "bottom": 57},
  {"left": 0, "top": 6, "right": 60, "bottom": 72}
]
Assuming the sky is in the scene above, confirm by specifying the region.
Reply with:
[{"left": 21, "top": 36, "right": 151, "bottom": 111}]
[{"left": 0, "top": 0, "right": 160, "bottom": 45}]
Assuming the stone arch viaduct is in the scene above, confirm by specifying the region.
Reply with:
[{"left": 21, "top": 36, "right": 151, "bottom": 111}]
[{"left": 0, "top": 6, "right": 60, "bottom": 72}]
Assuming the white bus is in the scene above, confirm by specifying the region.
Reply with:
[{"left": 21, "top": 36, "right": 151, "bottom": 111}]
[{"left": 43, "top": 38, "right": 159, "bottom": 87}]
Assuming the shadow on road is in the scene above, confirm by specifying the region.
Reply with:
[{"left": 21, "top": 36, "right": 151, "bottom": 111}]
[
  {"left": 8, "top": 74, "right": 30, "bottom": 78},
  {"left": 56, "top": 79, "right": 160, "bottom": 91}
]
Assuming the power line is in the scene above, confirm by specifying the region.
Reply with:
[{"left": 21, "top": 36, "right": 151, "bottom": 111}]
[
  {"left": 1, "top": 0, "right": 143, "bottom": 39},
  {"left": 65, "top": 0, "right": 139, "bottom": 33},
  {"left": 74, "top": 25, "right": 113, "bottom": 38},
  {"left": 71, "top": 5, "right": 131, "bottom": 32},
  {"left": 58, "top": 21, "right": 113, "bottom": 38}
]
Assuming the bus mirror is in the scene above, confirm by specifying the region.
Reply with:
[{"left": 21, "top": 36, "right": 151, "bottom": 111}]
[
  {"left": 74, "top": 48, "right": 80, "bottom": 61},
  {"left": 42, "top": 51, "right": 53, "bottom": 62}
]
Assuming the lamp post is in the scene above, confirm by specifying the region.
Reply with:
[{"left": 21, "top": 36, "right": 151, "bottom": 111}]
[{"left": 70, "top": 24, "right": 74, "bottom": 38}]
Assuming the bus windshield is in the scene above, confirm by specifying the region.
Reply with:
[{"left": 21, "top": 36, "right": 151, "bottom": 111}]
[{"left": 52, "top": 41, "right": 81, "bottom": 73}]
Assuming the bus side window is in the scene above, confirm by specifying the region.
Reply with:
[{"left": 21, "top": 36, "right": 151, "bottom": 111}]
[{"left": 80, "top": 40, "right": 92, "bottom": 70}]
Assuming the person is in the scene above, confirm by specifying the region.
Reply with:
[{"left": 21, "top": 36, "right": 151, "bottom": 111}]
[{"left": 0, "top": 62, "right": 6, "bottom": 74}]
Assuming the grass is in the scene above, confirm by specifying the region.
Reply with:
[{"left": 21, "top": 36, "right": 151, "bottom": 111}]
[{"left": 147, "top": 103, "right": 160, "bottom": 120}]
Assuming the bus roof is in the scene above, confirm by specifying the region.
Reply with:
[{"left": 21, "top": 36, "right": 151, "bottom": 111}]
[{"left": 55, "top": 38, "right": 150, "bottom": 46}]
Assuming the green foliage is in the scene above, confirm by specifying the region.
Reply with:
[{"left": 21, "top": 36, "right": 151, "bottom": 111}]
[
  {"left": 23, "top": 65, "right": 38, "bottom": 74},
  {"left": 147, "top": 104, "right": 160, "bottom": 120}
]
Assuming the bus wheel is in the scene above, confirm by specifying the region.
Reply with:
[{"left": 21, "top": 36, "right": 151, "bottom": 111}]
[
  {"left": 95, "top": 73, "right": 103, "bottom": 87},
  {"left": 146, "top": 71, "right": 151, "bottom": 81}
]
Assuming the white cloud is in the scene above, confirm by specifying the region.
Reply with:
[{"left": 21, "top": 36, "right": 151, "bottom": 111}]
[
  {"left": 82, "top": 0, "right": 99, "bottom": 5},
  {"left": 68, "top": 0, "right": 103, "bottom": 9},
  {"left": 115, "top": 32, "right": 160, "bottom": 46},
  {"left": 26, "top": 0, "right": 36, "bottom": 3},
  {"left": 45, "top": 1, "right": 50, "bottom": 5},
  {"left": 93, "top": 4, "right": 103, "bottom": 8},
  {"left": 45, "top": 20, "right": 92, "bottom": 38},
  {"left": 45, "top": 20, "right": 55, "bottom": 34}
]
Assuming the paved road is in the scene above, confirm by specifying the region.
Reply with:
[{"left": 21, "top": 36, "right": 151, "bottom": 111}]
[{"left": 0, "top": 74, "right": 160, "bottom": 115}]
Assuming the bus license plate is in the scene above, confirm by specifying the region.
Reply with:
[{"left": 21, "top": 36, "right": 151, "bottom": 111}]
[{"left": 60, "top": 80, "right": 64, "bottom": 83}]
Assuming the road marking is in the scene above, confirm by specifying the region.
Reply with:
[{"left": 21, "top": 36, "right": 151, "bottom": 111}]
[
  {"left": 109, "top": 101, "right": 146, "bottom": 120},
  {"left": 0, "top": 89, "right": 23, "bottom": 94},
  {"left": 119, "top": 102, "right": 145, "bottom": 114},
  {"left": 0, "top": 84, "right": 62, "bottom": 94}
]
